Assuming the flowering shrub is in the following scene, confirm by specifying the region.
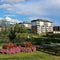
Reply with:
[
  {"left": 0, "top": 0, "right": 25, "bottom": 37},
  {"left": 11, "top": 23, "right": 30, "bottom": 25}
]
[
  {"left": 0, "top": 42, "right": 36, "bottom": 54},
  {"left": 21, "top": 47, "right": 27, "bottom": 52},
  {"left": 20, "top": 42, "right": 36, "bottom": 52},
  {"left": 31, "top": 46, "right": 36, "bottom": 51},
  {"left": 27, "top": 48, "right": 32, "bottom": 52},
  {"left": 2, "top": 42, "right": 17, "bottom": 49},
  {"left": 8, "top": 48, "right": 16, "bottom": 54},
  {"left": 21, "top": 42, "right": 33, "bottom": 47},
  {"left": 0, "top": 49, "right": 7, "bottom": 54},
  {"left": 15, "top": 47, "right": 21, "bottom": 53}
]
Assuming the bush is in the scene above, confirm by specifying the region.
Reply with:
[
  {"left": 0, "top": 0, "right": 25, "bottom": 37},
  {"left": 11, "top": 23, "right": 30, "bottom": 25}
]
[
  {"left": 21, "top": 41, "right": 33, "bottom": 47},
  {"left": 16, "top": 33, "right": 29, "bottom": 39},
  {"left": 2, "top": 42, "right": 17, "bottom": 49},
  {"left": 0, "top": 42, "right": 36, "bottom": 54},
  {"left": 8, "top": 28, "right": 16, "bottom": 42}
]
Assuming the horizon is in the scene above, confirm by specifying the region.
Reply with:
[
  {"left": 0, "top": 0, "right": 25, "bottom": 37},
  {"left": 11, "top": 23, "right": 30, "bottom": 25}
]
[{"left": 0, "top": 0, "right": 60, "bottom": 26}]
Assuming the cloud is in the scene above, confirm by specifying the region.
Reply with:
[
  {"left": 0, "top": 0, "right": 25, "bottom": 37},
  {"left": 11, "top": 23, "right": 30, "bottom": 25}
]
[
  {"left": 0, "top": 17, "right": 20, "bottom": 25},
  {"left": 4, "top": 14, "right": 16, "bottom": 17},
  {"left": 0, "top": 0, "right": 25, "bottom": 3},
  {"left": 0, "top": 4, "right": 14, "bottom": 11},
  {"left": 1, "top": 0, "right": 25, "bottom": 3},
  {"left": 14, "top": 0, "right": 60, "bottom": 16},
  {"left": 0, "top": 0, "right": 60, "bottom": 26},
  {"left": 5, "top": 16, "right": 20, "bottom": 23},
  {"left": 40, "top": 0, "right": 60, "bottom": 14},
  {"left": 15, "top": 2, "right": 45, "bottom": 15},
  {"left": 1, "top": 0, "right": 60, "bottom": 16}
]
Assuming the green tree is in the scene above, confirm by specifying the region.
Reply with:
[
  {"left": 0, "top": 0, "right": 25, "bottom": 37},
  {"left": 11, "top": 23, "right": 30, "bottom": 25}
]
[
  {"left": 19, "top": 24, "right": 27, "bottom": 33},
  {"left": 8, "top": 27, "right": 16, "bottom": 42},
  {"left": 14, "top": 23, "right": 20, "bottom": 33}
]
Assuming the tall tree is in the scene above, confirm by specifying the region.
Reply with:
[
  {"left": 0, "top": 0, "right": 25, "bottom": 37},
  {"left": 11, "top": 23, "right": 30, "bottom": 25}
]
[
  {"left": 20, "top": 24, "right": 27, "bottom": 33},
  {"left": 8, "top": 27, "right": 16, "bottom": 42},
  {"left": 14, "top": 23, "right": 20, "bottom": 33}
]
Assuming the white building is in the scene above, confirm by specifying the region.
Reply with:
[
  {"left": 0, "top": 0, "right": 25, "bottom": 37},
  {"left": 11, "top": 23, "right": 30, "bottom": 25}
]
[{"left": 31, "top": 19, "right": 53, "bottom": 35}]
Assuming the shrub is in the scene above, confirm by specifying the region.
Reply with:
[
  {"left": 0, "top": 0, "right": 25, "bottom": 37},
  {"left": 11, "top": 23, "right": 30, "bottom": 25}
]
[
  {"left": 27, "top": 48, "right": 32, "bottom": 52},
  {"left": 0, "top": 49, "right": 7, "bottom": 54},
  {"left": 1, "top": 42, "right": 36, "bottom": 54},
  {"left": 15, "top": 47, "right": 21, "bottom": 53},
  {"left": 31, "top": 46, "right": 36, "bottom": 51},
  {"left": 8, "top": 48, "right": 16, "bottom": 54},
  {"left": 21, "top": 42, "right": 33, "bottom": 48},
  {"left": 2, "top": 42, "right": 17, "bottom": 49},
  {"left": 8, "top": 28, "right": 16, "bottom": 42}
]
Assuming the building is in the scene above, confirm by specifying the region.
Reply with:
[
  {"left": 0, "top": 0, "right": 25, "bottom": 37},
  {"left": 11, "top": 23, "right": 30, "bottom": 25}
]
[
  {"left": 53, "top": 26, "right": 60, "bottom": 33},
  {"left": 19, "top": 22, "right": 31, "bottom": 33},
  {"left": 31, "top": 19, "right": 53, "bottom": 35}
]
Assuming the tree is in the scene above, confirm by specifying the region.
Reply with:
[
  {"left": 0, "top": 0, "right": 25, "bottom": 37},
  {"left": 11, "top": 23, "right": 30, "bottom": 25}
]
[
  {"left": 14, "top": 23, "right": 27, "bottom": 33},
  {"left": 14, "top": 23, "right": 20, "bottom": 33},
  {"left": 19, "top": 24, "right": 27, "bottom": 33},
  {"left": 8, "top": 27, "right": 16, "bottom": 42}
]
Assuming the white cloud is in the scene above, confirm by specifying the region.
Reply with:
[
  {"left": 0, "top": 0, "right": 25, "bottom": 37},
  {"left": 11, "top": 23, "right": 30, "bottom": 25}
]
[
  {"left": 5, "top": 16, "right": 20, "bottom": 23},
  {"left": 0, "top": 0, "right": 60, "bottom": 21},
  {"left": 0, "top": 4, "right": 14, "bottom": 11},
  {"left": 29, "top": 16, "right": 52, "bottom": 21},
  {"left": 4, "top": 14, "right": 15, "bottom": 17},
  {"left": 15, "top": 2, "right": 45, "bottom": 15},
  {"left": 0, "top": 0, "right": 25, "bottom": 3},
  {"left": 0, "top": 18, "right": 3, "bottom": 20},
  {"left": 0, "top": 17, "right": 20, "bottom": 25},
  {"left": 1, "top": 0, "right": 60, "bottom": 16},
  {"left": 14, "top": 0, "right": 60, "bottom": 16}
]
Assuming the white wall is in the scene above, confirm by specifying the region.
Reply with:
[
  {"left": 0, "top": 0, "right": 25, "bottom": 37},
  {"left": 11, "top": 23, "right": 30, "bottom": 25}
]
[
  {"left": 40, "top": 21, "right": 44, "bottom": 26},
  {"left": 24, "top": 24, "right": 31, "bottom": 28},
  {"left": 53, "top": 31, "right": 60, "bottom": 34},
  {"left": 48, "top": 22, "right": 52, "bottom": 26}
]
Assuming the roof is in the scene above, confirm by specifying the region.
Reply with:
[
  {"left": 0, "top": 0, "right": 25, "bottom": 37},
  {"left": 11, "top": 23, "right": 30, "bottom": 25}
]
[
  {"left": 53, "top": 26, "right": 60, "bottom": 27},
  {"left": 19, "top": 22, "right": 31, "bottom": 24},
  {"left": 31, "top": 19, "right": 53, "bottom": 23}
]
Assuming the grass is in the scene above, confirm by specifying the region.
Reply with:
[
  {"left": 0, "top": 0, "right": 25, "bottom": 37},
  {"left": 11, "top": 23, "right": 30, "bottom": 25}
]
[{"left": 0, "top": 51, "right": 60, "bottom": 60}]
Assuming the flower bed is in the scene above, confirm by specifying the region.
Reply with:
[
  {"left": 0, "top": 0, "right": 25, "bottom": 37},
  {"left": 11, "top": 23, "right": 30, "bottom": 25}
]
[{"left": 0, "top": 42, "right": 36, "bottom": 54}]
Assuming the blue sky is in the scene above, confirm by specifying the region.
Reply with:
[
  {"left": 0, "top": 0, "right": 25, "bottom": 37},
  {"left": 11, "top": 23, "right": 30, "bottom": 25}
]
[{"left": 0, "top": 0, "right": 60, "bottom": 26}]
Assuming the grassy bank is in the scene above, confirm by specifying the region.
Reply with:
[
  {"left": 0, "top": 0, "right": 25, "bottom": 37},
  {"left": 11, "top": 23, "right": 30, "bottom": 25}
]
[{"left": 0, "top": 51, "right": 60, "bottom": 60}]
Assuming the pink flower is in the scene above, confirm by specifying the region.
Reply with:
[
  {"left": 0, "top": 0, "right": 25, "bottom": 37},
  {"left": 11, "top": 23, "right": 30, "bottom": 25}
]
[
  {"left": 27, "top": 48, "right": 32, "bottom": 52},
  {"left": 15, "top": 47, "right": 21, "bottom": 53},
  {"left": 31, "top": 46, "right": 36, "bottom": 51},
  {"left": 8, "top": 48, "right": 15, "bottom": 54},
  {"left": 21, "top": 47, "right": 27, "bottom": 52},
  {"left": 0, "top": 49, "right": 7, "bottom": 54}
]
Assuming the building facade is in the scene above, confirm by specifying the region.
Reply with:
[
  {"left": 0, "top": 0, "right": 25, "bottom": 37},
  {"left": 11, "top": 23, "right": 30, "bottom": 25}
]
[
  {"left": 31, "top": 19, "right": 53, "bottom": 35},
  {"left": 53, "top": 26, "right": 60, "bottom": 33}
]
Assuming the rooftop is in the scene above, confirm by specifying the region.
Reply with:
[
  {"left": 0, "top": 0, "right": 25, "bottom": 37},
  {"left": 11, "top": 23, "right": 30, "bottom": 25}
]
[
  {"left": 31, "top": 19, "right": 53, "bottom": 23},
  {"left": 19, "top": 22, "right": 31, "bottom": 24}
]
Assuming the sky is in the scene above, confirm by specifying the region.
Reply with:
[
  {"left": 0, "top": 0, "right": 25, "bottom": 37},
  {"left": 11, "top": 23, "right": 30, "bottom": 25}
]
[{"left": 0, "top": 0, "right": 60, "bottom": 26}]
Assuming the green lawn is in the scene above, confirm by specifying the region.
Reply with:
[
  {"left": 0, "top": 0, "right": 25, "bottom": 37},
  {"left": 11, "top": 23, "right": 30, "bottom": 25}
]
[{"left": 0, "top": 51, "right": 60, "bottom": 60}]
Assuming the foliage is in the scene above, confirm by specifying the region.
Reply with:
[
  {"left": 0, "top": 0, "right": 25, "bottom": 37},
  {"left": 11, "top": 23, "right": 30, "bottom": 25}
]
[
  {"left": 2, "top": 42, "right": 17, "bottom": 49},
  {"left": 19, "top": 24, "right": 27, "bottom": 33},
  {"left": 42, "top": 46, "right": 60, "bottom": 56},
  {"left": 16, "top": 33, "right": 29, "bottom": 39},
  {"left": 21, "top": 41, "right": 33, "bottom": 47},
  {"left": 14, "top": 23, "right": 20, "bottom": 33},
  {"left": 14, "top": 23, "right": 27, "bottom": 33},
  {"left": 8, "top": 28, "right": 16, "bottom": 42},
  {"left": 0, "top": 42, "right": 36, "bottom": 54}
]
